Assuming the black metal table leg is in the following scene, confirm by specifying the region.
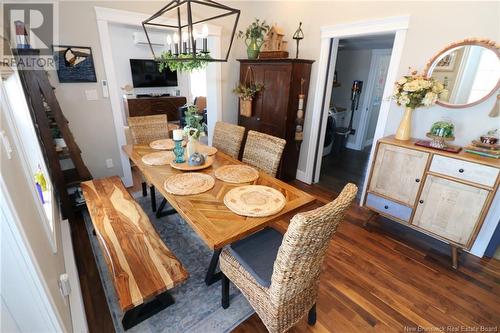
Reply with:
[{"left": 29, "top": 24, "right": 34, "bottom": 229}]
[
  {"left": 141, "top": 182, "right": 147, "bottom": 197},
  {"left": 122, "top": 291, "right": 175, "bottom": 330},
  {"left": 150, "top": 185, "right": 156, "bottom": 212},
  {"left": 155, "top": 198, "right": 177, "bottom": 218},
  {"left": 205, "top": 248, "right": 222, "bottom": 286}
]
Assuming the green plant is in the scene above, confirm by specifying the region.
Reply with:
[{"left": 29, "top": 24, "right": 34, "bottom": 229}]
[
  {"left": 157, "top": 51, "right": 211, "bottom": 73},
  {"left": 233, "top": 82, "right": 264, "bottom": 100},
  {"left": 237, "top": 18, "right": 270, "bottom": 41},
  {"left": 183, "top": 105, "right": 206, "bottom": 139}
]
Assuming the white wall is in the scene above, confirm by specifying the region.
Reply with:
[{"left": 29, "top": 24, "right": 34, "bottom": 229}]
[
  {"left": 108, "top": 22, "right": 190, "bottom": 126},
  {"left": 331, "top": 49, "right": 372, "bottom": 147},
  {"left": 51, "top": 1, "right": 499, "bottom": 181}
]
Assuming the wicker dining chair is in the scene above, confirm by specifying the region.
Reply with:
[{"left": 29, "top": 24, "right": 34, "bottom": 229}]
[
  {"left": 128, "top": 115, "right": 170, "bottom": 212},
  {"left": 242, "top": 130, "right": 286, "bottom": 177},
  {"left": 212, "top": 121, "right": 245, "bottom": 159},
  {"left": 219, "top": 183, "right": 358, "bottom": 333}
]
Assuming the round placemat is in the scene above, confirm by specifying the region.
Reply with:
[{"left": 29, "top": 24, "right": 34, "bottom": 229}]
[
  {"left": 170, "top": 156, "right": 214, "bottom": 171},
  {"left": 198, "top": 144, "right": 218, "bottom": 156},
  {"left": 224, "top": 185, "right": 286, "bottom": 217},
  {"left": 164, "top": 173, "right": 215, "bottom": 195},
  {"left": 149, "top": 139, "right": 186, "bottom": 150},
  {"left": 215, "top": 165, "right": 259, "bottom": 184},
  {"left": 142, "top": 151, "right": 175, "bottom": 166}
]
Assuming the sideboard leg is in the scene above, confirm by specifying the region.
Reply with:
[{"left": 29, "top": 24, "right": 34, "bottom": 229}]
[
  {"left": 451, "top": 245, "right": 459, "bottom": 269},
  {"left": 364, "top": 211, "right": 379, "bottom": 227}
]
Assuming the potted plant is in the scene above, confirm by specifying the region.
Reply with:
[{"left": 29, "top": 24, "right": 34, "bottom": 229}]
[
  {"left": 237, "top": 19, "right": 270, "bottom": 59},
  {"left": 392, "top": 70, "right": 448, "bottom": 140},
  {"left": 183, "top": 105, "right": 206, "bottom": 156},
  {"left": 233, "top": 82, "right": 264, "bottom": 117}
]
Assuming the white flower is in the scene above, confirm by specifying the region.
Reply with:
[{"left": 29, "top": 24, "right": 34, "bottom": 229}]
[
  {"left": 403, "top": 81, "right": 419, "bottom": 92},
  {"left": 422, "top": 91, "right": 438, "bottom": 106},
  {"left": 432, "top": 81, "right": 444, "bottom": 93},
  {"left": 398, "top": 94, "right": 410, "bottom": 106}
]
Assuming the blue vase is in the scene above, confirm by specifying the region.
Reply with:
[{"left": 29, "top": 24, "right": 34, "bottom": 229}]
[{"left": 173, "top": 140, "right": 185, "bottom": 163}]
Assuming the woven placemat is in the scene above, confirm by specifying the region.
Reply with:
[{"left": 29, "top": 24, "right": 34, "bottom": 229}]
[
  {"left": 150, "top": 139, "right": 186, "bottom": 150},
  {"left": 141, "top": 151, "right": 175, "bottom": 166},
  {"left": 164, "top": 173, "right": 215, "bottom": 195},
  {"left": 215, "top": 165, "right": 259, "bottom": 184},
  {"left": 224, "top": 185, "right": 286, "bottom": 217},
  {"left": 170, "top": 156, "right": 214, "bottom": 171},
  {"left": 198, "top": 144, "right": 218, "bottom": 156}
]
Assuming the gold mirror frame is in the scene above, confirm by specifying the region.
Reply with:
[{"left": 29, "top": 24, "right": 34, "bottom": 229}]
[{"left": 424, "top": 38, "right": 500, "bottom": 109}]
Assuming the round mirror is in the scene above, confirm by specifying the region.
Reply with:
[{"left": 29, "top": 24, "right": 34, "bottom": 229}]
[{"left": 425, "top": 39, "right": 500, "bottom": 108}]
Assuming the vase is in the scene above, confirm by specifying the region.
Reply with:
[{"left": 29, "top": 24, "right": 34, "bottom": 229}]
[
  {"left": 186, "top": 136, "right": 199, "bottom": 157},
  {"left": 246, "top": 37, "right": 262, "bottom": 59},
  {"left": 240, "top": 98, "right": 252, "bottom": 117},
  {"left": 395, "top": 107, "right": 414, "bottom": 141}
]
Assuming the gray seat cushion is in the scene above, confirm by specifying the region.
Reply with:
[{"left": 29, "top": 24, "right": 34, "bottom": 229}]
[{"left": 228, "top": 227, "right": 283, "bottom": 288}]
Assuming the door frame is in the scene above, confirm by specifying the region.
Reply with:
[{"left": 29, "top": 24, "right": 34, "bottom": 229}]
[
  {"left": 94, "top": 7, "right": 222, "bottom": 187},
  {"left": 305, "top": 16, "right": 409, "bottom": 203},
  {"left": 357, "top": 48, "right": 393, "bottom": 150}
]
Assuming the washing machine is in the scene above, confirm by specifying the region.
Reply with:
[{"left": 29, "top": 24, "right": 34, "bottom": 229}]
[{"left": 323, "top": 108, "right": 350, "bottom": 156}]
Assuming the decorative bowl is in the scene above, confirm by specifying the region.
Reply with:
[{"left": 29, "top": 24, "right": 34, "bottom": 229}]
[{"left": 188, "top": 152, "right": 206, "bottom": 166}]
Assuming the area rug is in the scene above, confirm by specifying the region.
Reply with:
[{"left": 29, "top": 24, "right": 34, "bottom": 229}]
[{"left": 82, "top": 193, "right": 254, "bottom": 333}]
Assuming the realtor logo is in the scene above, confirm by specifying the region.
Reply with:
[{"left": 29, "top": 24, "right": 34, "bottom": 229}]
[{"left": 2, "top": 3, "right": 54, "bottom": 56}]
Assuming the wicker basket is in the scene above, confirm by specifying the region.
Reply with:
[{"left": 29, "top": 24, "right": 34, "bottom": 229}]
[{"left": 240, "top": 98, "right": 252, "bottom": 117}]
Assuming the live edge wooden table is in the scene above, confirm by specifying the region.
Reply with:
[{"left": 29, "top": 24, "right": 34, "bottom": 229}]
[{"left": 123, "top": 144, "right": 316, "bottom": 285}]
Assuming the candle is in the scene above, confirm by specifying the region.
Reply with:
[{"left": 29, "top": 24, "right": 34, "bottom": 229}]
[
  {"left": 173, "top": 129, "right": 183, "bottom": 141},
  {"left": 182, "top": 31, "right": 189, "bottom": 54},
  {"left": 166, "top": 35, "right": 172, "bottom": 53},
  {"left": 201, "top": 24, "right": 208, "bottom": 53},
  {"left": 173, "top": 33, "right": 179, "bottom": 55}
]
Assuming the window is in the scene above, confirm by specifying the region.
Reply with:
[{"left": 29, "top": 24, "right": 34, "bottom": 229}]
[{"left": 0, "top": 69, "right": 57, "bottom": 251}]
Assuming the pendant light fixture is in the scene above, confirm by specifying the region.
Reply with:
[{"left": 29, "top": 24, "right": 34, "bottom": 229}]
[{"left": 142, "top": 0, "right": 240, "bottom": 64}]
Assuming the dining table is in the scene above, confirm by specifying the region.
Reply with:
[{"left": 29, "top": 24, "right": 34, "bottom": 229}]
[{"left": 123, "top": 143, "right": 316, "bottom": 285}]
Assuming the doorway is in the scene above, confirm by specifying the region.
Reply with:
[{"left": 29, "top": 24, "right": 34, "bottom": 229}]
[{"left": 318, "top": 34, "right": 395, "bottom": 198}]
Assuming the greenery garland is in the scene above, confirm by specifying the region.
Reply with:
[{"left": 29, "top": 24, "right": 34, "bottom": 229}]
[{"left": 157, "top": 51, "right": 211, "bottom": 73}]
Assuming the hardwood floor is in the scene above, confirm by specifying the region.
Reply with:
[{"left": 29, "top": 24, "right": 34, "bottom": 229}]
[
  {"left": 318, "top": 146, "right": 371, "bottom": 200},
  {"left": 70, "top": 177, "right": 500, "bottom": 333}
]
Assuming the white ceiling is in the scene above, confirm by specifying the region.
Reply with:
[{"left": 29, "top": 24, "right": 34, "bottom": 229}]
[{"left": 339, "top": 34, "right": 395, "bottom": 50}]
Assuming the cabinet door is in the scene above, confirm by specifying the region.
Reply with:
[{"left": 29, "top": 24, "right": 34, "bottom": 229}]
[
  {"left": 369, "top": 143, "right": 429, "bottom": 205},
  {"left": 251, "top": 64, "right": 291, "bottom": 137},
  {"left": 412, "top": 175, "right": 489, "bottom": 247}
]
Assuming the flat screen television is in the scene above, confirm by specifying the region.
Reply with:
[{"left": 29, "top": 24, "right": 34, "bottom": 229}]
[{"left": 129, "top": 59, "right": 178, "bottom": 87}]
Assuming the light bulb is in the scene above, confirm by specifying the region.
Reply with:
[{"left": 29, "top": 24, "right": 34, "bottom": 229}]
[
  {"left": 166, "top": 35, "right": 172, "bottom": 45},
  {"left": 173, "top": 33, "right": 179, "bottom": 43},
  {"left": 201, "top": 24, "right": 209, "bottom": 38}
]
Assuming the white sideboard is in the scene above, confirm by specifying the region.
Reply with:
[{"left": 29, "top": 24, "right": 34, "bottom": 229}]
[{"left": 364, "top": 136, "right": 500, "bottom": 268}]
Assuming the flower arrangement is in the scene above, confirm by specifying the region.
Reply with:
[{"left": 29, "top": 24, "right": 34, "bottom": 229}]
[
  {"left": 183, "top": 105, "right": 206, "bottom": 140},
  {"left": 237, "top": 18, "right": 270, "bottom": 41},
  {"left": 393, "top": 70, "right": 448, "bottom": 108},
  {"left": 157, "top": 51, "right": 211, "bottom": 73},
  {"left": 232, "top": 82, "right": 264, "bottom": 101}
]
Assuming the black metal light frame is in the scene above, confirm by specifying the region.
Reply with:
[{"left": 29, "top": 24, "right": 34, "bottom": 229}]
[{"left": 142, "top": 0, "right": 240, "bottom": 62}]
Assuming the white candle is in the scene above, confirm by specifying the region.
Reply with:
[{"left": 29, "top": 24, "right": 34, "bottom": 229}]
[{"left": 173, "top": 129, "right": 183, "bottom": 141}]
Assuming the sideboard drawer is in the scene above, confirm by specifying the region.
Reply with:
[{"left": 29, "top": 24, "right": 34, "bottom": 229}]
[
  {"left": 366, "top": 193, "right": 413, "bottom": 222},
  {"left": 430, "top": 155, "right": 499, "bottom": 187}
]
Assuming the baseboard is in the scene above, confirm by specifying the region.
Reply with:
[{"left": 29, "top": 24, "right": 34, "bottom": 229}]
[
  {"left": 345, "top": 141, "right": 358, "bottom": 150},
  {"left": 61, "top": 219, "right": 89, "bottom": 333},
  {"left": 295, "top": 169, "right": 310, "bottom": 184}
]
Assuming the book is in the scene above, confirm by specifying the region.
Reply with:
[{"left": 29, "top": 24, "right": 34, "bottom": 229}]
[
  {"left": 466, "top": 145, "right": 500, "bottom": 155},
  {"left": 465, "top": 149, "right": 500, "bottom": 159}
]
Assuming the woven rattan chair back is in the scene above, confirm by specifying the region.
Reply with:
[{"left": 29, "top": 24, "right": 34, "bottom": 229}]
[
  {"left": 269, "top": 183, "right": 358, "bottom": 306},
  {"left": 128, "top": 115, "right": 169, "bottom": 144},
  {"left": 212, "top": 121, "right": 245, "bottom": 159},
  {"left": 242, "top": 130, "right": 286, "bottom": 177}
]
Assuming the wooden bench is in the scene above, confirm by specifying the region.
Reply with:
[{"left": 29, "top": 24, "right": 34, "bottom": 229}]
[{"left": 81, "top": 176, "right": 188, "bottom": 330}]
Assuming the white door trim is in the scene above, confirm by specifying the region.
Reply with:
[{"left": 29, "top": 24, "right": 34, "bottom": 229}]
[
  {"left": 0, "top": 178, "right": 65, "bottom": 332},
  {"left": 305, "top": 16, "right": 409, "bottom": 203},
  {"left": 356, "top": 48, "right": 392, "bottom": 150},
  {"left": 94, "top": 7, "right": 222, "bottom": 186}
]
